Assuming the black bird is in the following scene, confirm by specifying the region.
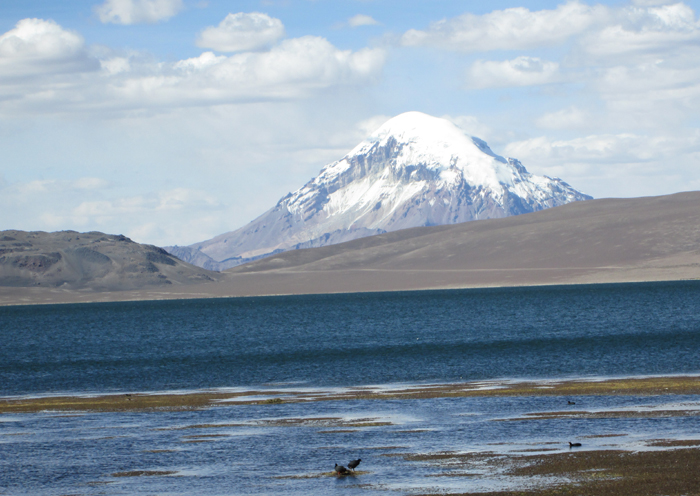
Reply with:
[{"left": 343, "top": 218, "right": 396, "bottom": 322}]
[
  {"left": 567, "top": 400, "right": 576, "bottom": 405},
  {"left": 569, "top": 442, "right": 582, "bottom": 448},
  {"left": 347, "top": 459, "right": 361, "bottom": 472},
  {"left": 334, "top": 464, "right": 349, "bottom": 475}
]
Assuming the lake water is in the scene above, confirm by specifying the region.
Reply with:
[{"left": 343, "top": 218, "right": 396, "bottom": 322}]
[{"left": 2, "top": 281, "right": 700, "bottom": 495}]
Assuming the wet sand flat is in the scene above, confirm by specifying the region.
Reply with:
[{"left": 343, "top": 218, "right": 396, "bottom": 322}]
[
  {"left": 413, "top": 446, "right": 700, "bottom": 496},
  {"left": 2, "top": 375, "right": 699, "bottom": 414}
]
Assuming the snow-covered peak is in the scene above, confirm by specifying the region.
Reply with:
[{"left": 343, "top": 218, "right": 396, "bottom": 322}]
[
  {"left": 352, "top": 111, "right": 482, "bottom": 156},
  {"left": 375, "top": 112, "right": 473, "bottom": 148},
  {"left": 341, "top": 111, "right": 510, "bottom": 190}
]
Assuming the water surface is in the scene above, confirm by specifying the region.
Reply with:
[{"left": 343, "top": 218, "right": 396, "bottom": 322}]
[
  {"left": 2, "top": 281, "right": 700, "bottom": 396},
  {"left": 2, "top": 281, "right": 700, "bottom": 495}
]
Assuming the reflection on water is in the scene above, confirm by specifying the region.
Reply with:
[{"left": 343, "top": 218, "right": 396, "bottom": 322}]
[{"left": 2, "top": 388, "right": 699, "bottom": 495}]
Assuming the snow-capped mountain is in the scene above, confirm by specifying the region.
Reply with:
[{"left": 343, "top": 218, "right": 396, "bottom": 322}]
[{"left": 168, "top": 111, "right": 592, "bottom": 270}]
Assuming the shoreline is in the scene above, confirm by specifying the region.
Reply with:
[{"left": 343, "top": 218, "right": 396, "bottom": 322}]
[
  {"left": 2, "top": 278, "right": 699, "bottom": 308},
  {"left": 3, "top": 374, "right": 699, "bottom": 414}
]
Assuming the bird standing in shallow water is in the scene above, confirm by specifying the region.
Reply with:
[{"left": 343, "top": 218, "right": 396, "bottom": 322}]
[
  {"left": 348, "top": 459, "right": 361, "bottom": 472},
  {"left": 569, "top": 442, "right": 582, "bottom": 448},
  {"left": 334, "top": 464, "right": 349, "bottom": 475}
]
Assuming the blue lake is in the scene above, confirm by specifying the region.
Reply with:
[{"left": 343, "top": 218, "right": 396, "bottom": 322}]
[
  {"left": 2, "top": 281, "right": 700, "bottom": 396},
  {"left": 1, "top": 281, "right": 700, "bottom": 495}
]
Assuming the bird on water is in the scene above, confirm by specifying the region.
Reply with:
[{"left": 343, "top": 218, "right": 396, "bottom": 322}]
[
  {"left": 569, "top": 442, "right": 582, "bottom": 447},
  {"left": 348, "top": 459, "right": 361, "bottom": 472},
  {"left": 334, "top": 464, "right": 349, "bottom": 475}
]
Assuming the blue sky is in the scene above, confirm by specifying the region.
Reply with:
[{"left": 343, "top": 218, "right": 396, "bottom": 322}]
[{"left": 2, "top": 0, "right": 700, "bottom": 246}]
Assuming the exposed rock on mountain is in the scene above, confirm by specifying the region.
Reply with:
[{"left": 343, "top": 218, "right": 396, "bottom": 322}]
[
  {"left": 0, "top": 230, "right": 220, "bottom": 291},
  {"left": 174, "top": 111, "right": 592, "bottom": 269}
]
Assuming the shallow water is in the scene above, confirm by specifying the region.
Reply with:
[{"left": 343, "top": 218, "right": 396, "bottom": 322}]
[
  {"left": 2, "top": 390, "right": 699, "bottom": 495},
  {"left": 2, "top": 281, "right": 700, "bottom": 494}
]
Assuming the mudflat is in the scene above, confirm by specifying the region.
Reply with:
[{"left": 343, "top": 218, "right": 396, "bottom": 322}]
[
  {"left": 3, "top": 376, "right": 699, "bottom": 413},
  {"left": 411, "top": 447, "right": 700, "bottom": 496}
]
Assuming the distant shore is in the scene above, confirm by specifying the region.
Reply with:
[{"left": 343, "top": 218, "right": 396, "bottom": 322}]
[
  {"left": 3, "top": 375, "right": 699, "bottom": 414},
  {"left": 2, "top": 275, "right": 700, "bottom": 308}
]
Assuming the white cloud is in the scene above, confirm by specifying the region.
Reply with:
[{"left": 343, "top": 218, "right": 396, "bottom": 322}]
[
  {"left": 401, "top": 1, "right": 608, "bottom": 51},
  {"left": 535, "top": 106, "right": 590, "bottom": 130},
  {"left": 95, "top": 0, "right": 184, "bottom": 25},
  {"left": 0, "top": 18, "right": 97, "bottom": 80},
  {"left": 631, "top": 0, "right": 678, "bottom": 6},
  {"left": 442, "top": 114, "right": 493, "bottom": 141},
  {"left": 8, "top": 178, "right": 110, "bottom": 197},
  {"left": 348, "top": 14, "right": 380, "bottom": 28},
  {"left": 100, "top": 57, "right": 131, "bottom": 75},
  {"left": 196, "top": 12, "right": 285, "bottom": 53},
  {"left": 399, "top": 2, "right": 700, "bottom": 131},
  {"left": 506, "top": 134, "right": 650, "bottom": 162},
  {"left": 109, "top": 37, "right": 386, "bottom": 106},
  {"left": 73, "top": 178, "right": 112, "bottom": 190},
  {"left": 503, "top": 131, "right": 700, "bottom": 197},
  {"left": 591, "top": 58, "right": 700, "bottom": 128},
  {"left": 355, "top": 114, "right": 391, "bottom": 137},
  {"left": 68, "top": 189, "right": 224, "bottom": 244},
  {"left": 173, "top": 52, "right": 226, "bottom": 72},
  {"left": 73, "top": 188, "right": 218, "bottom": 217},
  {"left": 0, "top": 176, "right": 225, "bottom": 245},
  {"left": 400, "top": 1, "right": 699, "bottom": 58},
  {"left": 467, "top": 56, "right": 562, "bottom": 89}
]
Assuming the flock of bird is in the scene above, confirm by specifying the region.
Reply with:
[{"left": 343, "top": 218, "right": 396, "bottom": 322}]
[
  {"left": 334, "top": 459, "right": 361, "bottom": 476},
  {"left": 331, "top": 440, "right": 581, "bottom": 477},
  {"left": 332, "top": 401, "right": 582, "bottom": 476}
]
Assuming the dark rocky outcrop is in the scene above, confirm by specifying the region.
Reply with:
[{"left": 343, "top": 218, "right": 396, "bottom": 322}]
[{"left": 0, "top": 230, "right": 220, "bottom": 291}]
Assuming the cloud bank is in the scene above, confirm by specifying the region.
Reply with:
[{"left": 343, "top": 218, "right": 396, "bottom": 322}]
[
  {"left": 401, "top": 1, "right": 607, "bottom": 51},
  {"left": 0, "top": 16, "right": 385, "bottom": 115}
]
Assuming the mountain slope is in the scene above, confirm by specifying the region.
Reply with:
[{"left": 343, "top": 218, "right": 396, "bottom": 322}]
[
  {"left": 169, "top": 111, "right": 592, "bottom": 269},
  {"left": 3, "top": 192, "right": 700, "bottom": 305},
  {"left": 229, "top": 191, "right": 700, "bottom": 277}
]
